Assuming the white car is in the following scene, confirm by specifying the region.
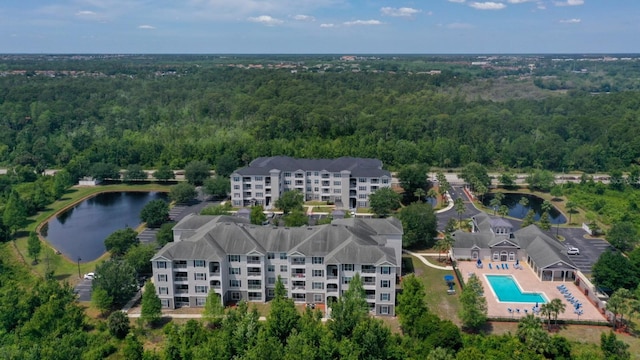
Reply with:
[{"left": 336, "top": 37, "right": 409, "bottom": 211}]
[
  {"left": 567, "top": 247, "right": 580, "bottom": 255},
  {"left": 83, "top": 272, "right": 95, "bottom": 280}
]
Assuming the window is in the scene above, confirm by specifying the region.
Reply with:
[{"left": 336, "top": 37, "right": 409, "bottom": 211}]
[
  {"left": 306, "top": 172, "right": 311, "bottom": 176},
  {"left": 280, "top": 265, "right": 288, "bottom": 272},
  {"left": 334, "top": 181, "right": 341, "bottom": 186},
  {"left": 342, "top": 277, "right": 352, "bottom": 284},
  {"left": 312, "top": 282, "right": 324, "bottom": 290},
  {"left": 380, "top": 293, "right": 390, "bottom": 301},
  {"left": 195, "top": 286, "right": 208, "bottom": 294},
  {"left": 230, "top": 280, "right": 241, "bottom": 288},
  {"left": 256, "top": 192, "right": 263, "bottom": 197},
  {"left": 295, "top": 173, "right": 304, "bottom": 178},
  {"left": 267, "top": 265, "right": 275, "bottom": 272},
  {"left": 284, "top": 180, "right": 291, "bottom": 185},
  {"left": 194, "top": 273, "right": 207, "bottom": 281},
  {"left": 268, "top": 277, "right": 276, "bottom": 285},
  {"left": 157, "top": 274, "right": 168, "bottom": 282},
  {"left": 234, "top": 184, "right": 240, "bottom": 190},
  {"left": 381, "top": 266, "right": 391, "bottom": 274},
  {"left": 306, "top": 186, "right": 312, "bottom": 192},
  {"left": 156, "top": 261, "right": 167, "bottom": 269},
  {"left": 380, "top": 280, "right": 391, "bottom": 288},
  {"left": 194, "top": 260, "right": 205, "bottom": 267},
  {"left": 233, "top": 200, "right": 241, "bottom": 206},
  {"left": 314, "top": 172, "right": 319, "bottom": 176},
  {"left": 284, "top": 172, "right": 291, "bottom": 177},
  {"left": 280, "top": 253, "right": 288, "bottom": 260},
  {"left": 382, "top": 178, "right": 389, "bottom": 184},
  {"left": 358, "top": 177, "right": 367, "bottom": 183},
  {"left": 314, "top": 179, "right": 319, "bottom": 184},
  {"left": 161, "top": 299, "right": 170, "bottom": 308},
  {"left": 312, "top": 257, "right": 324, "bottom": 265},
  {"left": 267, "top": 288, "right": 275, "bottom": 298},
  {"left": 358, "top": 194, "right": 367, "bottom": 199},
  {"left": 233, "top": 176, "right": 240, "bottom": 182},
  {"left": 358, "top": 186, "right": 367, "bottom": 191},
  {"left": 314, "top": 294, "right": 323, "bottom": 303},
  {"left": 159, "top": 287, "right": 169, "bottom": 295},
  {"left": 334, "top": 189, "right": 341, "bottom": 194},
  {"left": 196, "top": 298, "right": 206, "bottom": 306},
  {"left": 371, "top": 186, "right": 378, "bottom": 192},
  {"left": 255, "top": 176, "right": 263, "bottom": 181},
  {"left": 228, "top": 255, "right": 240, "bottom": 262},
  {"left": 231, "top": 292, "right": 241, "bottom": 300},
  {"left": 342, "top": 264, "right": 354, "bottom": 271},
  {"left": 358, "top": 201, "right": 367, "bottom": 207},
  {"left": 234, "top": 193, "right": 240, "bottom": 198},
  {"left": 380, "top": 306, "right": 389, "bottom": 315},
  {"left": 312, "top": 269, "right": 324, "bottom": 277},
  {"left": 314, "top": 187, "right": 319, "bottom": 192},
  {"left": 229, "top": 268, "right": 241, "bottom": 275},
  {"left": 267, "top": 252, "right": 275, "bottom": 259},
  {"left": 281, "top": 278, "right": 288, "bottom": 285},
  {"left": 334, "top": 173, "right": 341, "bottom": 178}
]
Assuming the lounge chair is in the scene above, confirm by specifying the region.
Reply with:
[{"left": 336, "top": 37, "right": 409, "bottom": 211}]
[
  {"left": 524, "top": 309, "right": 528, "bottom": 314},
  {"left": 505, "top": 263, "right": 509, "bottom": 269},
  {"left": 516, "top": 308, "right": 520, "bottom": 314},
  {"left": 489, "top": 263, "right": 493, "bottom": 269},
  {"left": 501, "top": 264, "right": 505, "bottom": 269}
]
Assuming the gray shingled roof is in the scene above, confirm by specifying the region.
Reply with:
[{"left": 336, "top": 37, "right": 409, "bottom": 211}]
[
  {"left": 153, "top": 215, "right": 400, "bottom": 266},
  {"left": 233, "top": 156, "right": 391, "bottom": 178}
]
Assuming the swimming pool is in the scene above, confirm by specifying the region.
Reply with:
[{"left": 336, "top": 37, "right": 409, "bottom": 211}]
[{"left": 485, "top": 275, "right": 547, "bottom": 303}]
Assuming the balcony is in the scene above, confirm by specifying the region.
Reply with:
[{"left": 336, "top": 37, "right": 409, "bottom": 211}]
[
  {"left": 210, "top": 281, "right": 221, "bottom": 289},
  {"left": 173, "top": 261, "right": 187, "bottom": 269},
  {"left": 292, "top": 258, "right": 306, "bottom": 266},
  {"left": 327, "top": 284, "right": 338, "bottom": 293},
  {"left": 175, "top": 289, "right": 189, "bottom": 295},
  {"left": 247, "top": 258, "right": 261, "bottom": 264},
  {"left": 174, "top": 276, "right": 188, "bottom": 282},
  {"left": 247, "top": 269, "right": 262, "bottom": 277},
  {"left": 361, "top": 266, "right": 376, "bottom": 273},
  {"left": 248, "top": 284, "right": 262, "bottom": 290}
]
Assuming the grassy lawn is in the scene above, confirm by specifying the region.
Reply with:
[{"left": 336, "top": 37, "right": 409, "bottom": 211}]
[
  {"left": 311, "top": 206, "right": 334, "bottom": 213},
  {"left": 402, "top": 255, "right": 461, "bottom": 325},
  {"left": 305, "top": 201, "right": 328, "bottom": 206},
  {"left": 13, "top": 183, "right": 173, "bottom": 284}
]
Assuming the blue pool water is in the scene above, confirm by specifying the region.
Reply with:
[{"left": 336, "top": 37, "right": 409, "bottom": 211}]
[{"left": 486, "top": 275, "right": 547, "bottom": 303}]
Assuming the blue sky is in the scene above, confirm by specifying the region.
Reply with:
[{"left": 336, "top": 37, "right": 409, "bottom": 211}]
[{"left": 1, "top": 0, "right": 638, "bottom": 54}]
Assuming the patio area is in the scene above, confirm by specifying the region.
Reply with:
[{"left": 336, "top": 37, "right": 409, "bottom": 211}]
[{"left": 457, "top": 260, "right": 607, "bottom": 322}]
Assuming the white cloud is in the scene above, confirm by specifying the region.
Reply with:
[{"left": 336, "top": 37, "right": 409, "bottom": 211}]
[
  {"left": 554, "top": 0, "right": 584, "bottom": 6},
  {"left": 247, "top": 15, "right": 284, "bottom": 26},
  {"left": 448, "top": 0, "right": 466, "bottom": 3},
  {"left": 292, "top": 14, "right": 315, "bottom": 21},
  {"left": 320, "top": 23, "right": 335, "bottom": 28},
  {"left": 75, "top": 10, "right": 97, "bottom": 17},
  {"left": 469, "top": 2, "right": 507, "bottom": 10},
  {"left": 446, "top": 22, "right": 474, "bottom": 29},
  {"left": 507, "top": 0, "right": 534, "bottom": 3},
  {"left": 343, "top": 19, "right": 383, "bottom": 26},
  {"left": 138, "top": 24, "right": 155, "bottom": 29},
  {"left": 380, "top": 7, "right": 421, "bottom": 17},
  {"left": 560, "top": 18, "right": 581, "bottom": 23},
  {"left": 537, "top": 1, "right": 547, "bottom": 9}
]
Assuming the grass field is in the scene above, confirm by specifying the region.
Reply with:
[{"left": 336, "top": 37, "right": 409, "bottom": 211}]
[{"left": 13, "top": 183, "right": 173, "bottom": 284}]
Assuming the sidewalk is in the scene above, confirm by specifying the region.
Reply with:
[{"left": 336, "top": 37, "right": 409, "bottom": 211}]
[{"left": 403, "top": 249, "right": 453, "bottom": 270}]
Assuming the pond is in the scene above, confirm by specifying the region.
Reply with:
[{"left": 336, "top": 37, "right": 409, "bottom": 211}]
[
  {"left": 481, "top": 193, "right": 566, "bottom": 224},
  {"left": 42, "top": 192, "right": 168, "bottom": 262}
]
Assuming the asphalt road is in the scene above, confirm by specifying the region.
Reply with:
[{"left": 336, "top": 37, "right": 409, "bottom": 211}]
[
  {"left": 437, "top": 186, "right": 607, "bottom": 273},
  {"left": 75, "top": 278, "right": 93, "bottom": 302}
]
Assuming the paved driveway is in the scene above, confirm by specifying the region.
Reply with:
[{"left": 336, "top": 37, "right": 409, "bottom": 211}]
[{"left": 75, "top": 278, "right": 93, "bottom": 302}]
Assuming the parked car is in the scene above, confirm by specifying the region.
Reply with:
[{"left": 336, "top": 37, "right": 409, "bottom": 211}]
[
  {"left": 83, "top": 272, "right": 95, "bottom": 280},
  {"left": 567, "top": 247, "right": 580, "bottom": 255}
]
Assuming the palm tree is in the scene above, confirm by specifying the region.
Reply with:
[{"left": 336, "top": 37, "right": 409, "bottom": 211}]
[
  {"left": 427, "top": 188, "right": 438, "bottom": 201},
  {"left": 498, "top": 205, "right": 509, "bottom": 218},
  {"left": 494, "top": 192, "right": 505, "bottom": 204},
  {"left": 516, "top": 314, "right": 550, "bottom": 355},
  {"left": 550, "top": 298, "right": 566, "bottom": 328},
  {"left": 435, "top": 234, "right": 455, "bottom": 262},
  {"left": 454, "top": 197, "right": 465, "bottom": 229},
  {"left": 541, "top": 200, "right": 552, "bottom": 214},
  {"left": 566, "top": 201, "right": 577, "bottom": 224},
  {"left": 489, "top": 198, "right": 501, "bottom": 215},
  {"left": 475, "top": 183, "right": 487, "bottom": 203},
  {"left": 413, "top": 188, "right": 426, "bottom": 203},
  {"left": 540, "top": 303, "right": 553, "bottom": 331},
  {"left": 519, "top": 196, "right": 529, "bottom": 216}
]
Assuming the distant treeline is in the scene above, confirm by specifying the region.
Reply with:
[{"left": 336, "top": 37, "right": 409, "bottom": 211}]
[{"left": 1, "top": 61, "right": 640, "bottom": 179}]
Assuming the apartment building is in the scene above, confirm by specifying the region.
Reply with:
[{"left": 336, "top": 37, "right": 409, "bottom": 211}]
[
  {"left": 230, "top": 156, "right": 392, "bottom": 209},
  {"left": 151, "top": 214, "right": 403, "bottom": 316}
]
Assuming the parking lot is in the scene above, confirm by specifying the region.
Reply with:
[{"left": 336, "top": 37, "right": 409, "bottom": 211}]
[
  {"left": 558, "top": 227, "right": 613, "bottom": 273},
  {"left": 75, "top": 278, "right": 93, "bottom": 302}
]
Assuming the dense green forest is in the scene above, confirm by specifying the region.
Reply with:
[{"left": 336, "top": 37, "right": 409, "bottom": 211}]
[{"left": 1, "top": 55, "right": 640, "bottom": 180}]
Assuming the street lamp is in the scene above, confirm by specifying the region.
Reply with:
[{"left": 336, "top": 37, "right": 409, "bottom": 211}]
[{"left": 77, "top": 257, "right": 82, "bottom": 279}]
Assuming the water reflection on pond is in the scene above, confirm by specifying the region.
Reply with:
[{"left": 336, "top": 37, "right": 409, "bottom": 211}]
[
  {"left": 44, "top": 192, "right": 168, "bottom": 262},
  {"left": 482, "top": 193, "right": 566, "bottom": 224}
]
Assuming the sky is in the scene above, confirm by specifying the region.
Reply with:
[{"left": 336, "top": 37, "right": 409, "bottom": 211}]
[{"left": 0, "top": 0, "right": 638, "bottom": 54}]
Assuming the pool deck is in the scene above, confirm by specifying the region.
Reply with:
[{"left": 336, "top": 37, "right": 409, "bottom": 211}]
[{"left": 457, "top": 260, "right": 606, "bottom": 322}]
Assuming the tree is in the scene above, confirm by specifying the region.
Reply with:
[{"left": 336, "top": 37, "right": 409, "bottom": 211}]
[
  {"left": 275, "top": 190, "right": 304, "bottom": 215},
  {"left": 125, "top": 244, "right": 156, "bottom": 276},
  {"left": 107, "top": 310, "right": 130, "bottom": 339},
  {"left": 516, "top": 314, "right": 550, "bottom": 355},
  {"left": 283, "top": 209, "right": 308, "bottom": 227},
  {"left": 498, "top": 172, "right": 516, "bottom": 189},
  {"left": 27, "top": 231, "right": 41, "bottom": 264},
  {"left": 3, "top": 190, "right": 27, "bottom": 238},
  {"left": 526, "top": 170, "right": 555, "bottom": 192},
  {"left": 92, "top": 287, "right": 114, "bottom": 316},
  {"left": 522, "top": 209, "right": 536, "bottom": 227},
  {"left": 89, "top": 162, "right": 120, "bottom": 181},
  {"left": 203, "top": 292, "right": 224, "bottom": 328},
  {"left": 399, "top": 202, "right": 438, "bottom": 248},
  {"left": 52, "top": 170, "right": 73, "bottom": 198},
  {"left": 519, "top": 196, "right": 530, "bottom": 216},
  {"left": 540, "top": 303, "right": 553, "bottom": 330},
  {"left": 459, "top": 162, "right": 491, "bottom": 191},
  {"left": 123, "top": 333, "right": 144, "bottom": 360},
  {"left": 203, "top": 176, "right": 230, "bottom": 199},
  {"left": 549, "top": 298, "right": 566, "bottom": 328},
  {"left": 123, "top": 164, "right": 147, "bottom": 182},
  {"left": 328, "top": 273, "right": 369, "bottom": 340},
  {"left": 489, "top": 197, "right": 501, "bottom": 215},
  {"left": 498, "top": 205, "right": 509, "bottom": 218},
  {"left": 454, "top": 197, "right": 465, "bottom": 228},
  {"left": 549, "top": 186, "right": 563, "bottom": 200},
  {"left": 609, "top": 169, "right": 625, "bottom": 191},
  {"left": 104, "top": 227, "right": 139, "bottom": 257},
  {"left": 427, "top": 188, "right": 438, "bottom": 201},
  {"left": 396, "top": 274, "right": 428, "bottom": 336},
  {"left": 607, "top": 288, "right": 633, "bottom": 330},
  {"left": 156, "top": 222, "right": 175, "bottom": 247},
  {"left": 414, "top": 188, "right": 426, "bottom": 202},
  {"left": 153, "top": 165, "right": 175, "bottom": 182},
  {"left": 92, "top": 259, "right": 138, "bottom": 307},
  {"left": 474, "top": 183, "right": 488, "bottom": 203},
  {"left": 141, "top": 281, "right": 162, "bottom": 327},
  {"left": 184, "top": 160, "right": 211, "bottom": 186},
  {"left": 593, "top": 250, "right": 639, "bottom": 294},
  {"left": 200, "top": 202, "right": 232, "bottom": 215},
  {"left": 435, "top": 235, "right": 454, "bottom": 262},
  {"left": 459, "top": 274, "right": 487, "bottom": 332},
  {"left": 139, "top": 199, "right": 169, "bottom": 228},
  {"left": 607, "top": 222, "right": 638, "bottom": 252},
  {"left": 539, "top": 211, "right": 551, "bottom": 231},
  {"left": 169, "top": 182, "right": 197, "bottom": 204},
  {"left": 601, "top": 331, "right": 631, "bottom": 360},
  {"left": 541, "top": 200, "right": 552, "bottom": 213},
  {"left": 266, "top": 277, "right": 300, "bottom": 344},
  {"left": 566, "top": 201, "right": 577, "bottom": 224},
  {"left": 445, "top": 218, "right": 458, "bottom": 234},
  {"left": 250, "top": 205, "right": 267, "bottom": 225},
  {"left": 369, "top": 187, "right": 401, "bottom": 218},
  {"left": 215, "top": 152, "right": 239, "bottom": 178},
  {"left": 398, "top": 164, "right": 429, "bottom": 202}
]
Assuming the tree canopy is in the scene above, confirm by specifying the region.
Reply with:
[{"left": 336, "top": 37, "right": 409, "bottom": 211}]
[
  {"left": 399, "top": 202, "right": 438, "bottom": 248},
  {"left": 139, "top": 199, "right": 169, "bottom": 228},
  {"left": 369, "top": 187, "right": 401, "bottom": 218},
  {"left": 275, "top": 190, "right": 304, "bottom": 215},
  {"left": 104, "top": 227, "right": 139, "bottom": 257}
]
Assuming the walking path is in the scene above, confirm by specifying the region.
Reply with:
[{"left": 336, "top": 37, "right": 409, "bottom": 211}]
[{"left": 403, "top": 249, "right": 453, "bottom": 270}]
